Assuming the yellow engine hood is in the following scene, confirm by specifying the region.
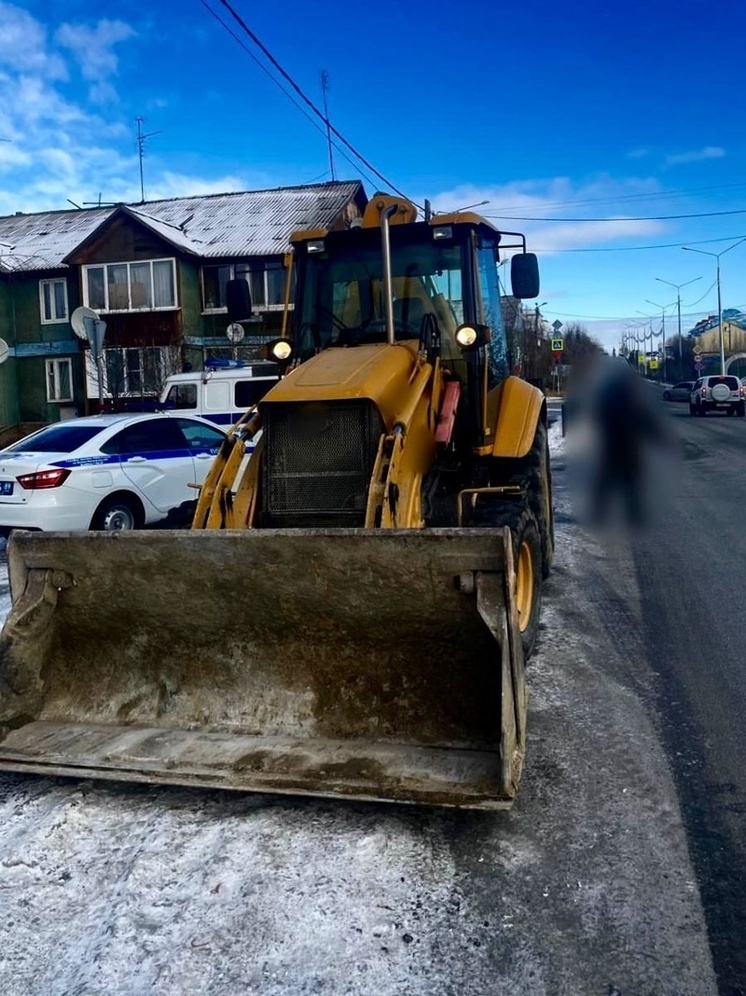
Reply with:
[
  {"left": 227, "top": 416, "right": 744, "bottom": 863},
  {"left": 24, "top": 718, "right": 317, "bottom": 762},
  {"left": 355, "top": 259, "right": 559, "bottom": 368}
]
[{"left": 261, "top": 343, "right": 422, "bottom": 428}]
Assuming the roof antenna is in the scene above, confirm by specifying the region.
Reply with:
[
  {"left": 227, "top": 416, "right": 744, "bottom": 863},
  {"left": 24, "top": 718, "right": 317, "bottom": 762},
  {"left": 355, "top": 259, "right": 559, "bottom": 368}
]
[
  {"left": 136, "top": 116, "right": 163, "bottom": 203},
  {"left": 320, "top": 71, "right": 335, "bottom": 182}
]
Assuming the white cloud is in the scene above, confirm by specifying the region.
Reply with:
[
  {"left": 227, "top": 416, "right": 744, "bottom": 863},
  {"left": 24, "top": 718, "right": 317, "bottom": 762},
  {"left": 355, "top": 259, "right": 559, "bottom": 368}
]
[
  {"left": 55, "top": 19, "right": 135, "bottom": 82},
  {"left": 0, "top": 9, "right": 264, "bottom": 216},
  {"left": 426, "top": 177, "right": 669, "bottom": 254},
  {"left": 627, "top": 148, "right": 649, "bottom": 159},
  {"left": 0, "top": 1, "right": 67, "bottom": 79},
  {"left": 140, "top": 171, "right": 258, "bottom": 202},
  {"left": 664, "top": 146, "right": 725, "bottom": 166}
]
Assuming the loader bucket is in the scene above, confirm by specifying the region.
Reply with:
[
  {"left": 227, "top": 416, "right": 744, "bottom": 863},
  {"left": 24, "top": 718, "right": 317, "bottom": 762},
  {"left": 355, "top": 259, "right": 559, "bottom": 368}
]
[{"left": 0, "top": 528, "right": 527, "bottom": 810}]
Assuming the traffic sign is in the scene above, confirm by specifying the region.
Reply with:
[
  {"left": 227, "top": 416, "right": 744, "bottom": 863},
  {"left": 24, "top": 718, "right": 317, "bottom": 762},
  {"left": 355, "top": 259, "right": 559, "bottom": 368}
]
[
  {"left": 694, "top": 360, "right": 704, "bottom": 371},
  {"left": 551, "top": 320, "right": 563, "bottom": 332},
  {"left": 551, "top": 338, "right": 564, "bottom": 351},
  {"left": 693, "top": 345, "right": 702, "bottom": 355}
]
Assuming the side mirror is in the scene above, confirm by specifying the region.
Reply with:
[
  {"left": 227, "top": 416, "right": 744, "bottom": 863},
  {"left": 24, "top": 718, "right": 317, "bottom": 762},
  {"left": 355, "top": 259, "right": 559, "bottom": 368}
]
[
  {"left": 226, "top": 278, "right": 253, "bottom": 321},
  {"left": 510, "top": 253, "right": 540, "bottom": 300}
]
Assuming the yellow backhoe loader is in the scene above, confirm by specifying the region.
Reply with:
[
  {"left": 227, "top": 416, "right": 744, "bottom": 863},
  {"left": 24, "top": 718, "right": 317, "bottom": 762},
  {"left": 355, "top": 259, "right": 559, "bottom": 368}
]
[{"left": 0, "top": 195, "right": 552, "bottom": 810}]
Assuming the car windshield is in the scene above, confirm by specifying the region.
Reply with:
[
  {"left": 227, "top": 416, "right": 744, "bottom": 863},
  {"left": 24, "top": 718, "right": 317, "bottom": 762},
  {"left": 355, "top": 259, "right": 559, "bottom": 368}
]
[{"left": 5, "top": 424, "right": 103, "bottom": 453}]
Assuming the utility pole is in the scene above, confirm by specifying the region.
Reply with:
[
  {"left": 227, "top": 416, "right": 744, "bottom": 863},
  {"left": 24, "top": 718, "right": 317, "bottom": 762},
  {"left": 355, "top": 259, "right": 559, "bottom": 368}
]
[
  {"left": 320, "top": 71, "right": 335, "bottom": 181},
  {"left": 136, "top": 117, "right": 163, "bottom": 203}
]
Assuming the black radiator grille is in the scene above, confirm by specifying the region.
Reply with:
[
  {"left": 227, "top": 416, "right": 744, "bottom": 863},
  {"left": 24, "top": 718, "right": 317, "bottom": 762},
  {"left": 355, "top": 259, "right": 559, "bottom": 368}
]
[{"left": 263, "top": 401, "right": 384, "bottom": 526}]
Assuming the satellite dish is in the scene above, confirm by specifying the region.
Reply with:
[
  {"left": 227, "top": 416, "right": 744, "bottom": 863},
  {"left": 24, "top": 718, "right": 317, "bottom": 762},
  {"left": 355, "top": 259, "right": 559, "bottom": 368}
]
[
  {"left": 71, "top": 305, "right": 100, "bottom": 340},
  {"left": 226, "top": 322, "right": 245, "bottom": 344},
  {"left": 0, "top": 338, "right": 8, "bottom": 365}
]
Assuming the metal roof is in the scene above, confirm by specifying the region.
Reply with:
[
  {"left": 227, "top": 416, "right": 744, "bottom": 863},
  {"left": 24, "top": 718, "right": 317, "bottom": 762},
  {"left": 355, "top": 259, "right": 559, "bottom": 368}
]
[{"left": 0, "top": 181, "right": 365, "bottom": 273}]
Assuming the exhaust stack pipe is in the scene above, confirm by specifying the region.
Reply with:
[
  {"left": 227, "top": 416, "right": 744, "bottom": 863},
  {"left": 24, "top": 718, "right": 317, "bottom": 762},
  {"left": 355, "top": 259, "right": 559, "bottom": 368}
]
[{"left": 380, "top": 203, "right": 397, "bottom": 345}]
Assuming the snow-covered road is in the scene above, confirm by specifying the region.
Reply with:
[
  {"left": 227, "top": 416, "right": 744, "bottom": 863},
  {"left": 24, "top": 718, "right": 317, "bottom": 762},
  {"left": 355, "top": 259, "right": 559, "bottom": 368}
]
[{"left": 0, "top": 433, "right": 717, "bottom": 995}]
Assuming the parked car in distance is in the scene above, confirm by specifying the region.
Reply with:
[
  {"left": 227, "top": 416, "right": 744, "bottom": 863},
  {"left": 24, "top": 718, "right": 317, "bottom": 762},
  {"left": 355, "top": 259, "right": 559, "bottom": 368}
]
[
  {"left": 663, "top": 381, "right": 694, "bottom": 402},
  {"left": 0, "top": 413, "right": 226, "bottom": 535},
  {"left": 689, "top": 375, "right": 746, "bottom": 417}
]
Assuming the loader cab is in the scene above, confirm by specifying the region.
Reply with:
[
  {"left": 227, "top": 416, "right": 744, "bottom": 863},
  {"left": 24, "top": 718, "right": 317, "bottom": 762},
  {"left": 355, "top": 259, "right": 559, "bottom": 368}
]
[{"left": 290, "top": 214, "right": 538, "bottom": 440}]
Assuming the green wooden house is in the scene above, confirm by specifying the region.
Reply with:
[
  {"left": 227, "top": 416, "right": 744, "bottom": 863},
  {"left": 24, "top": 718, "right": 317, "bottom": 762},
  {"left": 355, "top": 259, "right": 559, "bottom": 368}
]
[{"left": 0, "top": 181, "right": 366, "bottom": 443}]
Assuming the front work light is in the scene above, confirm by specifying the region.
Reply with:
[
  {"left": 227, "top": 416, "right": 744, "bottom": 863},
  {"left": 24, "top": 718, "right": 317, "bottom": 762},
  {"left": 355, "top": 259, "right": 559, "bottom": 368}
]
[
  {"left": 268, "top": 339, "right": 293, "bottom": 362},
  {"left": 456, "top": 325, "right": 478, "bottom": 347}
]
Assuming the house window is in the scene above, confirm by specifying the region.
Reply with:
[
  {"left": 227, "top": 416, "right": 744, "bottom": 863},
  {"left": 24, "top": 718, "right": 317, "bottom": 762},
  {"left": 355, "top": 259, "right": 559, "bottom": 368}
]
[
  {"left": 82, "top": 259, "right": 177, "bottom": 312},
  {"left": 104, "top": 347, "right": 163, "bottom": 396},
  {"left": 46, "top": 358, "right": 73, "bottom": 402},
  {"left": 40, "top": 279, "right": 69, "bottom": 323},
  {"left": 202, "top": 261, "right": 291, "bottom": 312}
]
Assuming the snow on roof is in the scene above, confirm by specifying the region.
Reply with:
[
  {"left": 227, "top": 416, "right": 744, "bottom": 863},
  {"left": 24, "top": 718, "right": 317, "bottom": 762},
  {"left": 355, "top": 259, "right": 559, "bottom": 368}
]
[{"left": 0, "top": 181, "right": 365, "bottom": 273}]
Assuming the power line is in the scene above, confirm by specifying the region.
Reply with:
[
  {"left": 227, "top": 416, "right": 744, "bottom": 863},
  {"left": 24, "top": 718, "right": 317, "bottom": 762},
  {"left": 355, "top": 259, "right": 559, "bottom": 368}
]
[
  {"left": 531, "top": 234, "right": 746, "bottom": 253},
  {"left": 491, "top": 180, "right": 746, "bottom": 214},
  {"left": 209, "top": 0, "right": 418, "bottom": 204},
  {"left": 486, "top": 206, "right": 746, "bottom": 223},
  {"left": 196, "top": 0, "right": 383, "bottom": 192}
]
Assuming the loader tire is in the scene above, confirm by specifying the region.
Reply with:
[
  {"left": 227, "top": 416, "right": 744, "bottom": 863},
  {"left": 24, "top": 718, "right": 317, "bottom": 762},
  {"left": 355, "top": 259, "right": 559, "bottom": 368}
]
[
  {"left": 477, "top": 502, "right": 542, "bottom": 660},
  {"left": 491, "top": 421, "right": 554, "bottom": 580}
]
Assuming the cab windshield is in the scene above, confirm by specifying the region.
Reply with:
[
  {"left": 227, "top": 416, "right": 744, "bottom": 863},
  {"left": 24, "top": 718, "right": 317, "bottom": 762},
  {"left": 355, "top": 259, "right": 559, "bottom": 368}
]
[{"left": 297, "top": 236, "right": 466, "bottom": 360}]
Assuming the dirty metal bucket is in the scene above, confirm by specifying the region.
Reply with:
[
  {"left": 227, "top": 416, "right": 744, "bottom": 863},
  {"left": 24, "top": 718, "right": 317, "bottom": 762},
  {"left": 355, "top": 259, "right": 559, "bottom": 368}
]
[{"left": 0, "top": 528, "right": 526, "bottom": 809}]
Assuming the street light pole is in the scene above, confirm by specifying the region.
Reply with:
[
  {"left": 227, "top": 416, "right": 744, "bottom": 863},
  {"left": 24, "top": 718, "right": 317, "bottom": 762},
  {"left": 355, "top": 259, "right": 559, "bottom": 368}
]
[
  {"left": 682, "top": 239, "right": 746, "bottom": 375},
  {"left": 655, "top": 275, "right": 702, "bottom": 380}
]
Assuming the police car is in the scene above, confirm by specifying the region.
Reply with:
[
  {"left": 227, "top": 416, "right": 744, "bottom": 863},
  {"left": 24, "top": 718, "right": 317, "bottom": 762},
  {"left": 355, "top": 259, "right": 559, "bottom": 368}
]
[{"left": 0, "top": 413, "right": 226, "bottom": 534}]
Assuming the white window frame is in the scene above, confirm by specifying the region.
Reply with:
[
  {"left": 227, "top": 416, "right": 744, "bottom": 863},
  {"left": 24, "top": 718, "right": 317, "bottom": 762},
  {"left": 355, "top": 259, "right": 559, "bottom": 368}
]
[
  {"left": 39, "top": 278, "right": 69, "bottom": 324},
  {"left": 82, "top": 258, "right": 178, "bottom": 313},
  {"left": 201, "top": 260, "right": 288, "bottom": 314},
  {"left": 84, "top": 346, "right": 167, "bottom": 399},
  {"left": 45, "top": 358, "right": 73, "bottom": 402}
]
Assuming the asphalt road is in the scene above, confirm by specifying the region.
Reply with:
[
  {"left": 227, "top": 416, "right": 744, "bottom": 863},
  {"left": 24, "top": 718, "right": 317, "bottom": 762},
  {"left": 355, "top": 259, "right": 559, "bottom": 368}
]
[
  {"left": 0, "top": 427, "right": 722, "bottom": 996},
  {"left": 626, "top": 396, "right": 746, "bottom": 996}
]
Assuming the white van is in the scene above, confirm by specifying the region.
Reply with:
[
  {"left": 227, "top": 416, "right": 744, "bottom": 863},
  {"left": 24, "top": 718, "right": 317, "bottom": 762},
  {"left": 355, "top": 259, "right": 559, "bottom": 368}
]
[{"left": 159, "top": 360, "right": 280, "bottom": 428}]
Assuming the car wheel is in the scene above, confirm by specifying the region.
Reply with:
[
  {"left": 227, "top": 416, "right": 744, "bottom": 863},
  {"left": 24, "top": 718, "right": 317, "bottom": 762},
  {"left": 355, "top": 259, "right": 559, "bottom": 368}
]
[
  {"left": 689, "top": 403, "right": 696, "bottom": 415},
  {"left": 663, "top": 391, "right": 671, "bottom": 401},
  {"left": 739, "top": 403, "right": 746, "bottom": 417},
  {"left": 91, "top": 494, "right": 142, "bottom": 532}
]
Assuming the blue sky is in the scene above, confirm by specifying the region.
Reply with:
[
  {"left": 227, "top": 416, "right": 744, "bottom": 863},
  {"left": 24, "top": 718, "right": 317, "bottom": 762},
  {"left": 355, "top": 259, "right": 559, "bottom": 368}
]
[{"left": 2, "top": 0, "right": 746, "bottom": 350}]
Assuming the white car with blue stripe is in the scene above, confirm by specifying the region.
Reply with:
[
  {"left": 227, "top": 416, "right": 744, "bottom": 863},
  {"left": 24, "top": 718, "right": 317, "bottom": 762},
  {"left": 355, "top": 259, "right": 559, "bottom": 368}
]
[{"left": 0, "top": 413, "right": 226, "bottom": 534}]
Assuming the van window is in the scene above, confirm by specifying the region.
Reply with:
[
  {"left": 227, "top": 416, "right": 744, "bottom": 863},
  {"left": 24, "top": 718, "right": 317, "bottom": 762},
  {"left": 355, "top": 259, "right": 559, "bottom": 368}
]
[
  {"left": 235, "top": 379, "right": 276, "bottom": 408},
  {"left": 164, "top": 383, "right": 197, "bottom": 409},
  {"left": 204, "top": 381, "right": 230, "bottom": 412}
]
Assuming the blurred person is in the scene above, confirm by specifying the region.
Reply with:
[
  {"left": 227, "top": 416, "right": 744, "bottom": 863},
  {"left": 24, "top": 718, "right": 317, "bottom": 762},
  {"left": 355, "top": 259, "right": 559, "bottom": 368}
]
[{"left": 566, "top": 356, "right": 674, "bottom": 532}]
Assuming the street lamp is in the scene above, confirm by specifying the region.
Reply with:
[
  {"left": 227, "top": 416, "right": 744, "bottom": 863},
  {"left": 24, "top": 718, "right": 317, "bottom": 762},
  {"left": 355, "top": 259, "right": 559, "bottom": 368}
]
[
  {"left": 645, "top": 298, "right": 675, "bottom": 383},
  {"left": 655, "top": 275, "right": 701, "bottom": 380},
  {"left": 682, "top": 238, "right": 746, "bottom": 375}
]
